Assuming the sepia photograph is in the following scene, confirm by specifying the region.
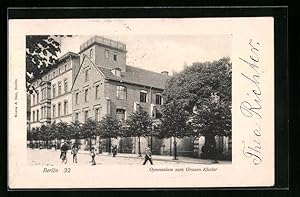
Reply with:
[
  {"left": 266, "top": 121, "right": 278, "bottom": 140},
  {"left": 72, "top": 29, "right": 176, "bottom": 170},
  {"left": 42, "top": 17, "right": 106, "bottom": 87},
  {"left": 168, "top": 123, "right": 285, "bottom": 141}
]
[{"left": 26, "top": 35, "right": 232, "bottom": 166}]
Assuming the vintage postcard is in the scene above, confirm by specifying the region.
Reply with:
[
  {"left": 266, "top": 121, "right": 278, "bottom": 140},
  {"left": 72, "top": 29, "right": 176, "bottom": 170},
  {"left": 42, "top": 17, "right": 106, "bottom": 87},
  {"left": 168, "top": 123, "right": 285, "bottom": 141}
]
[{"left": 8, "top": 18, "right": 274, "bottom": 188}]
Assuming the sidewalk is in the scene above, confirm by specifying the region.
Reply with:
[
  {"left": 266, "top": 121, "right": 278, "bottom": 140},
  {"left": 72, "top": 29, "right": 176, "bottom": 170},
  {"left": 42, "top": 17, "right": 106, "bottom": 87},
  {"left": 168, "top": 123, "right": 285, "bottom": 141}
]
[{"left": 78, "top": 150, "right": 231, "bottom": 165}]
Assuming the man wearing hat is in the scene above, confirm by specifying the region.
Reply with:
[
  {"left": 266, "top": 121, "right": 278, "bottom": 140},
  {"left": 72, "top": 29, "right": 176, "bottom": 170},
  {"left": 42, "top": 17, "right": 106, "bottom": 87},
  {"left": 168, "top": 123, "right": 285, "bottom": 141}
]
[{"left": 143, "top": 145, "right": 153, "bottom": 165}]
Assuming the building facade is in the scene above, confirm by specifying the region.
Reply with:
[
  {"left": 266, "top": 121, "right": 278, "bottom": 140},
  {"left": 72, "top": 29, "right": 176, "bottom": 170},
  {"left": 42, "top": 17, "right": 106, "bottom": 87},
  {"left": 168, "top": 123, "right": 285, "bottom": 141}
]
[{"left": 29, "top": 52, "right": 80, "bottom": 128}]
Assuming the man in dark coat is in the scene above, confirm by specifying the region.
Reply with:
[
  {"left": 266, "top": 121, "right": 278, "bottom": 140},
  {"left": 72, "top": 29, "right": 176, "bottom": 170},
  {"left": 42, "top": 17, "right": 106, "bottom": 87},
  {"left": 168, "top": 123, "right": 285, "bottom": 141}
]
[
  {"left": 143, "top": 146, "right": 153, "bottom": 165},
  {"left": 60, "top": 142, "right": 69, "bottom": 164}
]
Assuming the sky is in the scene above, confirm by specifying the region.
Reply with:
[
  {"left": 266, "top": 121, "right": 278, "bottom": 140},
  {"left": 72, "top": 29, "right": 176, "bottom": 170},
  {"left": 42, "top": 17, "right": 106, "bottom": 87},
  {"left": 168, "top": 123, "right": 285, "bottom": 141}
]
[{"left": 56, "top": 34, "right": 232, "bottom": 75}]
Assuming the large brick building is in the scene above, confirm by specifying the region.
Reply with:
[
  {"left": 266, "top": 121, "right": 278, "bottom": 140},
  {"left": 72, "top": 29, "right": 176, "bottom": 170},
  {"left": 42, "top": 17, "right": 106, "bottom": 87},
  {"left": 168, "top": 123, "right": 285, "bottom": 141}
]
[
  {"left": 72, "top": 36, "right": 169, "bottom": 153},
  {"left": 29, "top": 36, "right": 231, "bottom": 159}
]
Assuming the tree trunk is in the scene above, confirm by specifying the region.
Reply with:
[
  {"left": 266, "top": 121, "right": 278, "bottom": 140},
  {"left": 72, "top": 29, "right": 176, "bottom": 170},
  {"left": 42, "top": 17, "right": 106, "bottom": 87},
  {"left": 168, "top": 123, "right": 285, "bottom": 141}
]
[
  {"left": 108, "top": 138, "right": 111, "bottom": 154},
  {"left": 202, "top": 135, "right": 218, "bottom": 162},
  {"left": 119, "top": 137, "right": 123, "bottom": 153},
  {"left": 173, "top": 136, "right": 178, "bottom": 160},
  {"left": 89, "top": 137, "right": 92, "bottom": 150},
  {"left": 94, "top": 137, "right": 97, "bottom": 152},
  {"left": 170, "top": 137, "right": 172, "bottom": 156},
  {"left": 98, "top": 137, "right": 102, "bottom": 154},
  {"left": 150, "top": 135, "right": 153, "bottom": 152},
  {"left": 138, "top": 136, "right": 142, "bottom": 157}
]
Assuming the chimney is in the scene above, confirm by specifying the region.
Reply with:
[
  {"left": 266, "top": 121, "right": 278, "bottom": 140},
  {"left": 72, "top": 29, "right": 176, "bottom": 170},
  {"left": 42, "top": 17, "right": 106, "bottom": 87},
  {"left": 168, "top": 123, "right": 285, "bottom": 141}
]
[{"left": 161, "top": 71, "right": 169, "bottom": 76}]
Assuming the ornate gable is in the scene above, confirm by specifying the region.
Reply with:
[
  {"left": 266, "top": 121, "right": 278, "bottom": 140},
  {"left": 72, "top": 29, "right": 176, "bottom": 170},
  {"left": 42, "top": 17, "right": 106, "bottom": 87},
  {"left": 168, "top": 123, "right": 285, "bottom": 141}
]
[{"left": 71, "top": 54, "right": 105, "bottom": 91}]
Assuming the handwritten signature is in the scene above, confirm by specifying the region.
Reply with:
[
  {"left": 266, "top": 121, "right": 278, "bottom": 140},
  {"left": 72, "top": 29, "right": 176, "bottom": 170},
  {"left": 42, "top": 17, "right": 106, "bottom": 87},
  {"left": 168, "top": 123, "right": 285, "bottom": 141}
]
[{"left": 239, "top": 39, "right": 262, "bottom": 165}]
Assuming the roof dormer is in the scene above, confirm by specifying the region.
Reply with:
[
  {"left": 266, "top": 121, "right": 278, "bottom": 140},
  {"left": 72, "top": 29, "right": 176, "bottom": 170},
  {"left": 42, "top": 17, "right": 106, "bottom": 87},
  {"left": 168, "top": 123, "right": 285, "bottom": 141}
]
[{"left": 111, "top": 68, "right": 121, "bottom": 77}]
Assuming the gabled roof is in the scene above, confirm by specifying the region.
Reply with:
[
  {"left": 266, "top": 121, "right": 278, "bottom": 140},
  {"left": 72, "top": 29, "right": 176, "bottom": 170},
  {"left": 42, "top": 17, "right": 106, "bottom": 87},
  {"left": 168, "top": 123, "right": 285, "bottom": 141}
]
[
  {"left": 71, "top": 54, "right": 106, "bottom": 91},
  {"left": 71, "top": 54, "right": 170, "bottom": 90},
  {"left": 97, "top": 65, "right": 170, "bottom": 90}
]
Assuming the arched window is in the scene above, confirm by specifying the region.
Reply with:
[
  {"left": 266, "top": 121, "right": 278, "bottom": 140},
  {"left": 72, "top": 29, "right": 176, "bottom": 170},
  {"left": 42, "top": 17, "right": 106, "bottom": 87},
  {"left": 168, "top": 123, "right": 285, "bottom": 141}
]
[
  {"left": 116, "top": 86, "right": 126, "bottom": 100},
  {"left": 58, "top": 82, "right": 61, "bottom": 95},
  {"left": 64, "top": 79, "right": 68, "bottom": 93},
  {"left": 84, "top": 110, "right": 89, "bottom": 122},
  {"left": 58, "top": 103, "right": 61, "bottom": 117},
  {"left": 52, "top": 84, "right": 56, "bottom": 98},
  {"left": 85, "top": 69, "right": 89, "bottom": 82},
  {"left": 32, "top": 111, "right": 35, "bottom": 122},
  {"left": 64, "top": 101, "right": 68, "bottom": 115},
  {"left": 95, "top": 108, "right": 100, "bottom": 121},
  {"left": 85, "top": 89, "right": 89, "bottom": 102},
  {"left": 105, "top": 49, "right": 109, "bottom": 59},
  {"left": 113, "top": 52, "right": 118, "bottom": 61},
  {"left": 52, "top": 105, "right": 56, "bottom": 118}
]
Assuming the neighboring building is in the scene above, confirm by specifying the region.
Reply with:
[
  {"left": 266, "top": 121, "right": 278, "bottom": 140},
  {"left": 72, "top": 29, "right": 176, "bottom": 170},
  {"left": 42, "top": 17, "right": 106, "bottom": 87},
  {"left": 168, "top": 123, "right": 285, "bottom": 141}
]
[{"left": 29, "top": 52, "right": 80, "bottom": 128}]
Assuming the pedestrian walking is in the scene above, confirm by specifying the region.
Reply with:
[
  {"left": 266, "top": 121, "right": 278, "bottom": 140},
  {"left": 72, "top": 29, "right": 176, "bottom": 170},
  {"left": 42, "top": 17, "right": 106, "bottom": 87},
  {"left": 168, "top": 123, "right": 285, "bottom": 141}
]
[
  {"left": 90, "top": 147, "right": 96, "bottom": 165},
  {"left": 71, "top": 144, "right": 79, "bottom": 163},
  {"left": 143, "top": 145, "right": 153, "bottom": 165},
  {"left": 112, "top": 145, "right": 117, "bottom": 157},
  {"left": 60, "top": 141, "right": 69, "bottom": 164}
]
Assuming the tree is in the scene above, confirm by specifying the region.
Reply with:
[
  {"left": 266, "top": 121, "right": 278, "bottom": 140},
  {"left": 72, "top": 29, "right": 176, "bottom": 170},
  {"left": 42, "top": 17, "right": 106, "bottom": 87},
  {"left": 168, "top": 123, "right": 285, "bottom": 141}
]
[
  {"left": 39, "top": 124, "right": 51, "bottom": 149},
  {"left": 157, "top": 102, "right": 192, "bottom": 159},
  {"left": 26, "top": 35, "right": 73, "bottom": 93},
  {"left": 34, "top": 127, "right": 42, "bottom": 148},
  {"left": 56, "top": 121, "right": 71, "bottom": 143},
  {"left": 69, "top": 120, "right": 83, "bottom": 145},
  {"left": 189, "top": 58, "right": 231, "bottom": 159},
  {"left": 126, "top": 110, "right": 153, "bottom": 157},
  {"left": 48, "top": 121, "right": 60, "bottom": 149},
  {"left": 81, "top": 118, "right": 98, "bottom": 150},
  {"left": 26, "top": 35, "right": 61, "bottom": 93},
  {"left": 99, "top": 115, "right": 122, "bottom": 154},
  {"left": 159, "top": 57, "right": 232, "bottom": 160},
  {"left": 30, "top": 127, "right": 39, "bottom": 148}
]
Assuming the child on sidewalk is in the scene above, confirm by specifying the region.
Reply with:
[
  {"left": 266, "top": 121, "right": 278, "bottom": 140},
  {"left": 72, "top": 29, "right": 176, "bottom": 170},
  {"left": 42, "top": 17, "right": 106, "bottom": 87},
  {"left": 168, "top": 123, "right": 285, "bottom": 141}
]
[
  {"left": 71, "top": 144, "right": 79, "bottom": 163},
  {"left": 90, "top": 147, "right": 96, "bottom": 165}
]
